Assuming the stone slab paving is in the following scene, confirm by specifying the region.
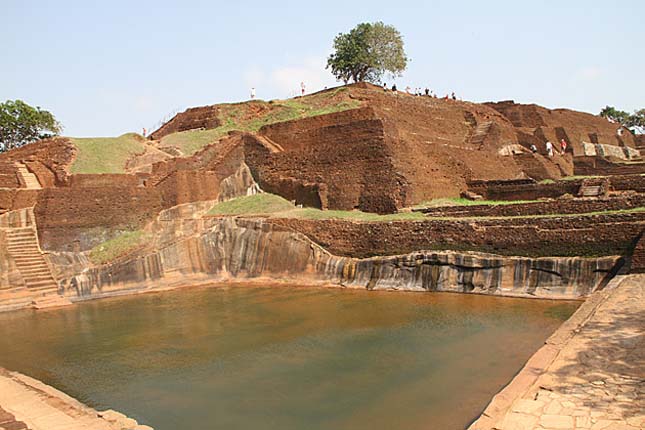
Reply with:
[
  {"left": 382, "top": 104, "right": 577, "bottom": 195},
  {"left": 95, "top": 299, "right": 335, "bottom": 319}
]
[
  {"left": 479, "top": 274, "right": 644, "bottom": 430},
  {"left": 0, "top": 368, "right": 152, "bottom": 430}
]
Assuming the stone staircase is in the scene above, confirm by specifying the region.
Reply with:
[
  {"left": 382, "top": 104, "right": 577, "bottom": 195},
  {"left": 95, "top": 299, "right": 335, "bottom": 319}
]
[
  {"left": 5, "top": 227, "right": 58, "bottom": 293},
  {"left": 14, "top": 162, "right": 41, "bottom": 189},
  {"left": 4, "top": 227, "right": 71, "bottom": 309},
  {"left": 468, "top": 121, "right": 493, "bottom": 149}
]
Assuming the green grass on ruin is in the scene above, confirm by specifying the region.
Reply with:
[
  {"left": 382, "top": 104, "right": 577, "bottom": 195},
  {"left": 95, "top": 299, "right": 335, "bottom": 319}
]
[
  {"left": 89, "top": 229, "right": 148, "bottom": 265},
  {"left": 160, "top": 87, "right": 361, "bottom": 155},
  {"left": 412, "top": 197, "right": 536, "bottom": 209},
  {"left": 208, "top": 193, "right": 645, "bottom": 223},
  {"left": 207, "top": 193, "right": 296, "bottom": 216},
  {"left": 70, "top": 133, "right": 148, "bottom": 174},
  {"left": 207, "top": 193, "right": 426, "bottom": 221}
]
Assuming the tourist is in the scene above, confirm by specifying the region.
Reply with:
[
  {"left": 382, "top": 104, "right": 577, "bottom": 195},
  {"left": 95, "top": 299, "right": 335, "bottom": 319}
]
[
  {"left": 405, "top": 86, "right": 412, "bottom": 94},
  {"left": 142, "top": 127, "right": 146, "bottom": 137},
  {"left": 300, "top": 82, "right": 306, "bottom": 96},
  {"left": 451, "top": 92, "right": 456, "bottom": 100},
  {"left": 391, "top": 84, "right": 397, "bottom": 92},
  {"left": 617, "top": 127, "right": 624, "bottom": 137},
  {"left": 545, "top": 141, "right": 554, "bottom": 157},
  {"left": 250, "top": 87, "right": 256, "bottom": 100},
  {"left": 530, "top": 144, "right": 538, "bottom": 153},
  {"left": 383, "top": 83, "right": 388, "bottom": 91},
  {"left": 560, "top": 139, "right": 568, "bottom": 154},
  {"left": 425, "top": 88, "right": 430, "bottom": 96}
]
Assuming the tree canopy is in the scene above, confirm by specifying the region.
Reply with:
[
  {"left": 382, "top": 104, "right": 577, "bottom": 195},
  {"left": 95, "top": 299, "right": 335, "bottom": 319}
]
[
  {"left": 0, "top": 100, "right": 62, "bottom": 152},
  {"left": 326, "top": 22, "right": 408, "bottom": 84},
  {"left": 600, "top": 106, "right": 644, "bottom": 134}
]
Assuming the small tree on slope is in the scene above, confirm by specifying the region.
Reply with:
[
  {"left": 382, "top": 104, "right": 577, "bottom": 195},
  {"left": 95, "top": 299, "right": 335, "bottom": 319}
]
[
  {"left": 327, "top": 22, "right": 408, "bottom": 84},
  {"left": 0, "top": 100, "right": 62, "bottom": 152}
]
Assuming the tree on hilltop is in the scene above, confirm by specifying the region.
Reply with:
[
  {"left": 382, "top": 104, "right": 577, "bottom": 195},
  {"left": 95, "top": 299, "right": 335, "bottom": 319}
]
[
  {"left": 627, "top": 109, "right": 645, "bottom": 134},
  {"left": 600, "top": 106, "right": 645, "bottom": 134},
  {"left": 326, "top": 22, "right": 408, "bottom": 84},
  {"left": 0, "top": 100, "right": 62, "bottom": 152}
]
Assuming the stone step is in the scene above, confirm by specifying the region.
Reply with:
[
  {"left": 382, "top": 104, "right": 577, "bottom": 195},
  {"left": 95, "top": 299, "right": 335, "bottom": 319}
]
[
  {"left": 25, "top": 278, "right": 58, "bottom": 290},
  {"left": 7, "top": 245, "right": 40, "bottom": 251},
  {"left": 16, "top": 267, "right": 52, "bottom": 274},
  {"left": 5, "top": 231, "right": 36, "bottom": 236},
  {"left": 32, "top": 295, "right": 72, "bottom": 310},
  {"left": 23, "top": 274, "right": 55, "bottom": 282},
  {"left": 18, "top": 267, "right": 52, "bottom": 274},
  {"left": 27, "top": 285, "right": 58, "bottom": 293},
  {"left": 12, "top": 255, "right": 45, "bottom": 261}
]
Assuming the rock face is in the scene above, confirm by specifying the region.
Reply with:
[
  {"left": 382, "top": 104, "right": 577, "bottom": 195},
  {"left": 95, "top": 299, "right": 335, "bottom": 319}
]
[{"left": 54, "top": 216, "right": 620, "bottom": 301}]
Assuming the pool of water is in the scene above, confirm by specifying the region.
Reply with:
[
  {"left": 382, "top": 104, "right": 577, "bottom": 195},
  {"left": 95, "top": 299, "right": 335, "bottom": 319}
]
[{"left": 0, "top": 285, "right": 578, "bottom": 430}]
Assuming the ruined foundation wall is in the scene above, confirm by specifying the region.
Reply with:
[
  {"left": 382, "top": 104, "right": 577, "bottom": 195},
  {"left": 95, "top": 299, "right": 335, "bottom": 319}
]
[
  {"left": 269, "top": 214, "right": 644, "bottom": 258},
  {"left": 57, "top": 218, "right": 621, "bottom": 301}
]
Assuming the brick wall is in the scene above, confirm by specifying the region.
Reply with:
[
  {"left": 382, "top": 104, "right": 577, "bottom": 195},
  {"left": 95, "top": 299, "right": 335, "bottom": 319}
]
[
  {"left": 150, "top": 105, "right": 221, "bottom": 140},
  {"left": 246, "top": 108, "right": 407, "bottom": 214},
  {"left": 417, "top": 195, "right": 645, "bottom": 217},
  {"left": 69, "top": 174, "right": 143, "bottom": 188},
  {"left": 468, "top": 175, "right": 645, "bottom": 201},
  {"left": 270, "top": 213, "right": 645, "bottom": 259},
  {"left": 34, "top": 187, "right": 164, "bottom": 251}
]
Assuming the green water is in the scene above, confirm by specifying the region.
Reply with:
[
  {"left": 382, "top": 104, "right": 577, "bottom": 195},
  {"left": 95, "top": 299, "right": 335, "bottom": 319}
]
[{"left": 0, "top": 285, "right": 578, "bottom": 430}]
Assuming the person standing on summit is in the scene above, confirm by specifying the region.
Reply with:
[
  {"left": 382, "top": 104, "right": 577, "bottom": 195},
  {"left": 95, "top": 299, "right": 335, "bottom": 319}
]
[{"left": 301, "top": 82, "right": 306, "bottom": 96}]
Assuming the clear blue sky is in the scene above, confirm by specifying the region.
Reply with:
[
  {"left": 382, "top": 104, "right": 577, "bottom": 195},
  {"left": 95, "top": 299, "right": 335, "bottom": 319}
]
[{"left": 2, "top": 0, "right": 643, "bottom": 137}]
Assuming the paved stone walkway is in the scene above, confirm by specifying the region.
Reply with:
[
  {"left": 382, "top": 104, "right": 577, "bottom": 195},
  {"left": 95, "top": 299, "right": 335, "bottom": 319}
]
[
  {"left": 0, "top": 368, "right": 152, "bottom": 430},
  {"left": 489, "top": 275, "right": 644, "bottom": 430}
]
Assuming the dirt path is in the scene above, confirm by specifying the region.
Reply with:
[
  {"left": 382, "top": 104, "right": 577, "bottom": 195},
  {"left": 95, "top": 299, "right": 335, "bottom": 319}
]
[{"left": 471, "top": 274, "right": 644, "bottom": 430}]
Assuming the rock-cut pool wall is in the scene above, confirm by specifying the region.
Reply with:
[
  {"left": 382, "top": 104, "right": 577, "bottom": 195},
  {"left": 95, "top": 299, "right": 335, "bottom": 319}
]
[{"left": 52, "top": 217, "right": 622, "bottom": 301}]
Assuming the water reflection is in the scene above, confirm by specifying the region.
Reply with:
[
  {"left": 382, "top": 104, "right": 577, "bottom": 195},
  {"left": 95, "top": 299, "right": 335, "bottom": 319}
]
[{"left": 0, "top": 285, "right": 578, "bottom": 430}]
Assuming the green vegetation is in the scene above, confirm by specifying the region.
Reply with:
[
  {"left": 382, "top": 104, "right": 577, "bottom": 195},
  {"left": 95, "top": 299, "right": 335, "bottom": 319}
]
[
  {"left": 207, "top": 193, "right": 425, "bottom": 221},
  {"left": 70, "top": 133, "right": 147, "bottom": 174},
  {"left": 327, "top": 22, "right": 408, "bottom": 84},
  {"left": 160, "top": 88, "right": 361, "bottom": 155},
  {"left": 89, "top": 229, "right": 148, "bottom": 265},
  {"left": 0, "top": 100, "right": 61, "bottom": 152},
  {"left": 600, "top": 106, "right": 645, "bottom": 134},
  {"left": 207, "top": 193, "right": 295, "bottom": 216},
  {"left": 158, "top": 128, "right": 224, "bottom": 157},
  {"left": 412, "top": 197, "right": 534, "bottom": 209},
  {"left": 277, "top": 208, "right": 426, "bottom": 222},
  {"left": 424, "top": 207, "right": 645, "bottom": 221},
  {"left": 208, "top": 193, "right": 645, "bottom": 224}
]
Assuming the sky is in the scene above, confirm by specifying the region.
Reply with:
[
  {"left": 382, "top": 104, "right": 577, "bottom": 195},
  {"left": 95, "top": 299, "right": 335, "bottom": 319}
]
[{"left": 2, "top": 0, "right": 644, "bottom": 137}]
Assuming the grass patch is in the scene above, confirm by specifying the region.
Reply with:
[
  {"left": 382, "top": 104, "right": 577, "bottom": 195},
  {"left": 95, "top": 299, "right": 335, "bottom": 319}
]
[
  {"left": 159, "top": 128, "right": 225, "bottom": 157},
  {"left": 274, "top": 208, "right": 426, "bottom": 222},
  {"left": 424, "top": 206, "right": 645, "bottom": 221},
  {"left": 161, "top": 87, "right": 361, "bottom": 155},
  {"left": 412, "top": 197, "right": 535, "bottom": 209},
  {"left": 89, "top": 230, "right": 148, "bottom": 265},
  {"left": 207, "top": 193, "right": 426, "bottom": 221},
  {"left": 70, "top": 133, "right": 147, "bottom": 174},
  {"left": 207, "top": 193, "right": 295, "bottom": 216}
]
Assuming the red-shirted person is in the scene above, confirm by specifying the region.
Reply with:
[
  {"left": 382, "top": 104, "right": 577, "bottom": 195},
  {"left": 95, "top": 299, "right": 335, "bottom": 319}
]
[{"left": 560, "top": 139, "right": 568, "bottom": 155}]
